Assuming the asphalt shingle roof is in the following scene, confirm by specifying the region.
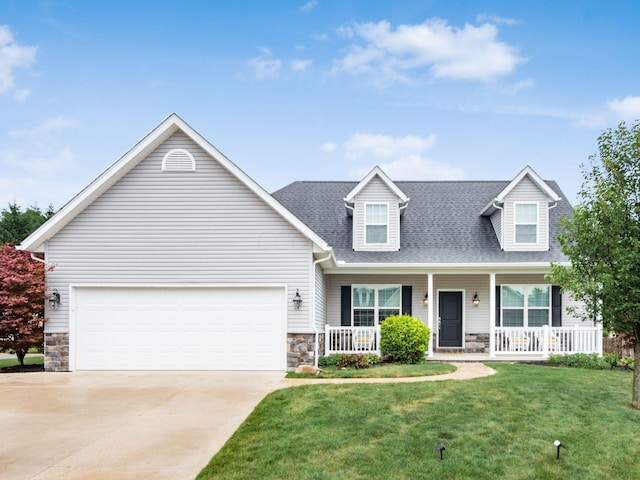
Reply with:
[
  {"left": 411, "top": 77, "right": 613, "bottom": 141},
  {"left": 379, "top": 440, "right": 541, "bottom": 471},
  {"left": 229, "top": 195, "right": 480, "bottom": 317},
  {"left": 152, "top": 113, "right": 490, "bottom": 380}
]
[{"left": 272, "top": 180, "right": 572, "bottom": 264}]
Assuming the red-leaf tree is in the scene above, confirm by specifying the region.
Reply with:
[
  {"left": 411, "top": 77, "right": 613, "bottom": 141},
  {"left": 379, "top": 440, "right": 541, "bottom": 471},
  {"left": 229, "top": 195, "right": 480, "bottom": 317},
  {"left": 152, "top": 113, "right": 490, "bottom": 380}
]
[{"left": 0, "top": 243, "right": 49, "bottom": 365}]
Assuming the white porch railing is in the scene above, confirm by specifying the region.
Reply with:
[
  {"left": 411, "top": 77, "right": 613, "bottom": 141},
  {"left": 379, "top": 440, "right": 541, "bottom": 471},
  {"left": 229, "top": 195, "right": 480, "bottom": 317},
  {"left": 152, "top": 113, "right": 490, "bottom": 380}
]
[
  {"left": 493, "top": 325, "right": 603, "bottom": 358},
  {"left": 325, "top": 325, "right": 381, "bottom": 355}
]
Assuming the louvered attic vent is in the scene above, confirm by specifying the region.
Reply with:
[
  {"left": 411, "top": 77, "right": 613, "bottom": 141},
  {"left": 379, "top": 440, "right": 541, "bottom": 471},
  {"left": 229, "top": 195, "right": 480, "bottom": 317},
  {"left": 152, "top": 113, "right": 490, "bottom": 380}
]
[{"left": 161, "top": 149, "right": 196, "bottom": 171}]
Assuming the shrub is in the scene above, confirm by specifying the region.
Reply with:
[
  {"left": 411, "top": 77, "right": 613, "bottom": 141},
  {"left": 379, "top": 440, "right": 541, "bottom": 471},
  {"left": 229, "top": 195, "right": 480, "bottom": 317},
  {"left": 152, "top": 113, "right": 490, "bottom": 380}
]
[
  {"left": 548, "top": 353, "right": 612, "bottom": 370},
  {"left": 337, "top": 354, "right": 370, "bottom": 369},
  {"left": 380, "top": 315, "right": 430, "bottom": 364},
  {"left": 620, "top": 356, "right": 635, "bottom": 370},
  {"left": 318, "top": 354, "right": 345, "bottom": 367},
  {"left": 364, "top": 353, "right": 381, "bottom": 365}
]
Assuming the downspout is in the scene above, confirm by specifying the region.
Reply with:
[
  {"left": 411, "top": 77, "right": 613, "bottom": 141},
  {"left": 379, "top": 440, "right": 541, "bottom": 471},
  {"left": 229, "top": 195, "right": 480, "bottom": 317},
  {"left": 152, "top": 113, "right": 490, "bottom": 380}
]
[
  {"left": 311, "top": 251, "right": 333, "bottom": 367},
  {"left": 30, "top": 252, "right": 46, "bottom": 264}
]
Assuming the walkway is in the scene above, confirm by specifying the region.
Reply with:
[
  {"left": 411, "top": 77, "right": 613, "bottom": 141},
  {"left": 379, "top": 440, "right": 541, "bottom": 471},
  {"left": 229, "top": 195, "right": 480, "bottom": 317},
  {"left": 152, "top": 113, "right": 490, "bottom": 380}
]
[{"left": 282, "top": 362, "right": 496, "bottom": 386}]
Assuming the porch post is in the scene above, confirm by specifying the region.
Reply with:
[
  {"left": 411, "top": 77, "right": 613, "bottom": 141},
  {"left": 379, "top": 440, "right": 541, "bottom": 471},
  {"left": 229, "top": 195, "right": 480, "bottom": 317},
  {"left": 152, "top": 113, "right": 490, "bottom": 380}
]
[
  {"left": 427, "top": 272, "right": 434, "bottom": 358},
  {"left": 489, "top": 272, "right": 496, "bottom": 357}
]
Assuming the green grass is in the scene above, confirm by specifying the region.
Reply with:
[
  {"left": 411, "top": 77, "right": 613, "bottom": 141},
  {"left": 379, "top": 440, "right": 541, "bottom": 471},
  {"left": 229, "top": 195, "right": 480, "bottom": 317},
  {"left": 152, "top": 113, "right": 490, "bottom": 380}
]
[
  {"left": 197, "top": 363, "right": 639, "bottom": 480},
  {"left": 286, "top": 362, "right": 456, "bottom": 379},
  {"left": 0, "top": 355, "right": 44, "bottom": 368}
]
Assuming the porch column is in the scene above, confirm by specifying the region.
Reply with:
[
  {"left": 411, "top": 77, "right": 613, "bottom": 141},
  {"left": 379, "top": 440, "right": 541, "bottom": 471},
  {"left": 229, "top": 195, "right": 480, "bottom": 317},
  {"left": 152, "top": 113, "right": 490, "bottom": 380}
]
[
  {"left": 427, "top": 272, "right": 434, "bottom": 358},
  {"left": 489, "top": 272, "right": 496, "bottom": 357}
]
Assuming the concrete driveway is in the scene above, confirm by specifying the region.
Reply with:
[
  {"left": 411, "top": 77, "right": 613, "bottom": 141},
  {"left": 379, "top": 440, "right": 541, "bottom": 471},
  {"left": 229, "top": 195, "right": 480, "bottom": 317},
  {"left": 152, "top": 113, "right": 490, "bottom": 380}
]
[{"left": 0, "top": 371, "right": 286, "bottom": 480}]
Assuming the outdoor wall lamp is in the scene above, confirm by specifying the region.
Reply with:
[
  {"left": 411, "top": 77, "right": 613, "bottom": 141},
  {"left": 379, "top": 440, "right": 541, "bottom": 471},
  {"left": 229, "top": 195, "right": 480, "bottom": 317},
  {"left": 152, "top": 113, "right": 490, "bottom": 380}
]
[
  {"left": 435, "top": 443, "right": 446, "bottom": 460},
  {"left": 293, "top": 289, "right": 302, "bottom": 310},
  {"left": 554, "top": 440, "right": 565, "bottom": 459},
  {"left": 472, "top": 292, "right": 480, "bottom": 306},
  {"left": 49, "top": 289, "right": 61, "bottom": 310},
  {"left": 423, "top": 292, "right": 429, "bottom": 306}
]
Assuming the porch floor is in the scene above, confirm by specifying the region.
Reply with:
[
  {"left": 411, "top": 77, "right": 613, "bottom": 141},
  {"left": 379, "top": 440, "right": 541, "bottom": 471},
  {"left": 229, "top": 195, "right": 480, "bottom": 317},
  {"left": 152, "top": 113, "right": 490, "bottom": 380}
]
[{"left": 429, "top": 353, "right": 550, "bottom": 362}]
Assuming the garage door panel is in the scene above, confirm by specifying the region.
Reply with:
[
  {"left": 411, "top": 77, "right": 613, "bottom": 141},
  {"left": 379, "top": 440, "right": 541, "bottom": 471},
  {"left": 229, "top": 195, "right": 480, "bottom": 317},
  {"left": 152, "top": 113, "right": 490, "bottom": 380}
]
[{"left": 73, "top": 287, "right": 286, "bottom": 371}]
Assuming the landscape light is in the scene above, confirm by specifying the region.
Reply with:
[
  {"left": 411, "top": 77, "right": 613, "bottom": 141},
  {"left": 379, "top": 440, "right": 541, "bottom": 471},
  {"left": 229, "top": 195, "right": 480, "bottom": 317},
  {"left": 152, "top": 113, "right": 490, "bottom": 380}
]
[{"left": 435, "top": 443, "right": 446, "bottom": 460}]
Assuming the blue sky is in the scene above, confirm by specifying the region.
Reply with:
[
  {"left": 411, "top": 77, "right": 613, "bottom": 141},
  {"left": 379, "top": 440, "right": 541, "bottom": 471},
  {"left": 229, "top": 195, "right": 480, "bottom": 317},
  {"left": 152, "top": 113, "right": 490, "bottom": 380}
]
[{"left": 1, "top": 1, "right": 640, "bottom": 210}]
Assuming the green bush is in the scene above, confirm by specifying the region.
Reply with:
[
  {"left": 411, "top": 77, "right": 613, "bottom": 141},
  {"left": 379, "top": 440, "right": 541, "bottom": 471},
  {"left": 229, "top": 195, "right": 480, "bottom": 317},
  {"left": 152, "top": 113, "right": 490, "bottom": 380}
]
[
  {"left": 380, "top": 315, "right": 430, "bottom": 364},
  {"left": 620, "top": 356, "right": 635, "bottom": 370},
  {"left": 337, "top": 354, "right": 370, "bottom": 369},
  {"left": 364, "top": 353, "right": 381, "bottom": 365},
  {"left": 548, "top": 353, "right": 613, "bottom": 370},
  {"left": 318, "top": 354, "right": 345, "bottom": 367}
]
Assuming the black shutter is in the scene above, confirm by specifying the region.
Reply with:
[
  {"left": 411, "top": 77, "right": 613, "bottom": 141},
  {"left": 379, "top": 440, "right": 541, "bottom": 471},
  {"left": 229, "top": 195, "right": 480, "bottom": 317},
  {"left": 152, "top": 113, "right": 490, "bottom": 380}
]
[
  {"left": 341, "top": 286, "right": 351, "bottom": 326},
  {"left": 402, "top": 286, "right": 412, "bottom": 315},
  {"left": 552, "top": 286, "right": 562, "bottom": 327},
  {"left": 495, "top": 285, "right": 501, "bottom": 327}
]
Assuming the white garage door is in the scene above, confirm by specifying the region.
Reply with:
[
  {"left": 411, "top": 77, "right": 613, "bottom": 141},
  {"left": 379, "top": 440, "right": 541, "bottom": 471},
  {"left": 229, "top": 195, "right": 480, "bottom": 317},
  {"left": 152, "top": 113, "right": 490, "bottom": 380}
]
[{"left": 72, "top": 286, "right": 286, "bottom": 371}]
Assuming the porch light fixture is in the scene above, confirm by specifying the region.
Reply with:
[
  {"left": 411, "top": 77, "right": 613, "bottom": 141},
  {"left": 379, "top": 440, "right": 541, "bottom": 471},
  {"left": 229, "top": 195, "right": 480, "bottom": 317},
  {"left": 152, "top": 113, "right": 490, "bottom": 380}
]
[
  {"left": 293, "top": 289, "right": 302, "bottom": 310},
  {"left": 49, "top": 289, "right": 61, "bottom": 310},
  {"left": 423, "top": 292, "right": 429, "bottom": 306},
  {"left": 554, "top": 440, "right": 565, "bottom": 459},
  {"left": 435, "top": 443, "right": 446, "bottom": 460},
  {"left": 472, "top": 292, "right": 480, "bottom": 306}
]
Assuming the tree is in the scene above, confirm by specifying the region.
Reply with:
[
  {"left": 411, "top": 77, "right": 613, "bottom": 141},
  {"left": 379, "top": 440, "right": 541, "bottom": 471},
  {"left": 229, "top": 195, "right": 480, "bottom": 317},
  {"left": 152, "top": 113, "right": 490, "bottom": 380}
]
[
  {"left": 0, "top": 243, "right": 49, "bottom": 365},
  {"left": 549, "top": 120, "right": 640, "bottom": 408},
  {"left": 0, "top": 203, "right": 55, "bottom": 245}
]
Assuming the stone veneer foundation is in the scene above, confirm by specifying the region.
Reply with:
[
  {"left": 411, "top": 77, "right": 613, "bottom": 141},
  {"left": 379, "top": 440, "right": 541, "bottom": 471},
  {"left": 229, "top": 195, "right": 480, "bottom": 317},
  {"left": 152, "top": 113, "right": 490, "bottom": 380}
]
[
  {"left": 432, "top": 333, "right": 490, "bottom": 354},
  {"left": 44, "top": 332, "right": 69, "bottom": 372},
  {"left": 45, "top": 331, "right": 325, "bottom": 371},
  {"left": 287, "top": 333, "right": 324, "bottom": 370}
]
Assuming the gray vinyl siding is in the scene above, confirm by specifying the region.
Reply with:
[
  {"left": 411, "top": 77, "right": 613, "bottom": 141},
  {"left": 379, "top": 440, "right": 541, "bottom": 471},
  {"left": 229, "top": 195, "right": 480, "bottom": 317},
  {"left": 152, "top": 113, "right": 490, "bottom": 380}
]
[
  {"left": 314, "top": 263, "right": 327, "bottom": 330},
  {"left": 503, "top": 176, "right": 550, "bottom": 251},
  {"left": 353, "top": 177, "right": 400, "bottom": 251},
  {"left": 562, "top": 293, "right": 590, "bottom": 327},
  {"left": 490, "top": 209, "right": 503, "bottom": 248},
  {"left": 44, "top": 132, "right": 313, "bottom": 333}
]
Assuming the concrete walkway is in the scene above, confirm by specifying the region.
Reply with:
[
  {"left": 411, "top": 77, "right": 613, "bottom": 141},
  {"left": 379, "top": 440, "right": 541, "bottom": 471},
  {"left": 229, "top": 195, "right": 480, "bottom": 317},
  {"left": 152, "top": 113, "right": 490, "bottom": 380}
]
[{"left": 281, "top": 362, "right": 496, "bottom": 386}]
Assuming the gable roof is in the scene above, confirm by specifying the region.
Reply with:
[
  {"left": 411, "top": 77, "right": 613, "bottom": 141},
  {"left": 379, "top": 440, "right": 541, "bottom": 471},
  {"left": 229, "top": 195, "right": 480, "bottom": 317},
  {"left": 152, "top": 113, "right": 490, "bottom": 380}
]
[
  {"left": 272, "top": 179, "right": 572, "bottom": 266},
  {"left": 19, "top": 114, "right": 332, "bottom": 255},
  {"left": 343, "top": 166, "right": 409, "bottom": 204},
  {"left": 480, "top": 165, "right": 562, "bottom": 216}
]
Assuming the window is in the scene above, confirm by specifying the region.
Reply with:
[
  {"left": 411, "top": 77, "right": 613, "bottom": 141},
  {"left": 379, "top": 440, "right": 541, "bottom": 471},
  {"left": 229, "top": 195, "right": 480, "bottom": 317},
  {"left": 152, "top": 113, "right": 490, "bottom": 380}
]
[
  {"left": 501, "top": 285, "right": 550, "bottom": 327},
  {"left": 365, "top": 204, "right": 388, "bottom": 244},
  {"left": 515, "top": 203, "right": 537, "bottom": 243},
  {"left": 352, "top": 285, "right": 400, "bottom": 326}
]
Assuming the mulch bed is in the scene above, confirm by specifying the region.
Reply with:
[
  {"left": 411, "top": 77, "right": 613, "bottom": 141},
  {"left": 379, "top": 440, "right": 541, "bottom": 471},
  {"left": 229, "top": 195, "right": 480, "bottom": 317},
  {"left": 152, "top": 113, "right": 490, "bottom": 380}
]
[{"left": 0, "top": 364, "right": 45, "bottom": 373}]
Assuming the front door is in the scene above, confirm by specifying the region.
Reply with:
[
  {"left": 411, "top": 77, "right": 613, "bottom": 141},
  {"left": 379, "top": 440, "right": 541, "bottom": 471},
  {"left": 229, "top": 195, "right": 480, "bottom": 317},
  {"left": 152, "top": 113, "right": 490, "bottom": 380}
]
[{"left": 439, "top": 291, "right": 462, "bottom": 347}]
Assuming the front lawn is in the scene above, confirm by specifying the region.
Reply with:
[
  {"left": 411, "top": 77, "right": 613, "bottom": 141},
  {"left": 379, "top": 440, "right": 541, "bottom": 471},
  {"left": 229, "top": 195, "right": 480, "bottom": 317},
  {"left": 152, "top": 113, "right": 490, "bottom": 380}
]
[
  {"left": 0, "top": 355, "right": 44, "bottom": 370},
  {"left": 197, "top": 363, "right": 638, "bottom": 480},
  {"left": 286, "top": 362, "right": 456, "bottom": 379}
]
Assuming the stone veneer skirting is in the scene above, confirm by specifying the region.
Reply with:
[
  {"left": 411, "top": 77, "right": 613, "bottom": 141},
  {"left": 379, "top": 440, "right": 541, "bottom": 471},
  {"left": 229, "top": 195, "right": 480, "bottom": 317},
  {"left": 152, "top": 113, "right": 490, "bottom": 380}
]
[
  {"left": 433, "top": 333, "right": 490, "bottom": 354},
  {"left": 287, "top": 332, "right": 325, "bottom": 369},
  {"left": 44, "top": 332, "right": 70, "bottom": 372}
]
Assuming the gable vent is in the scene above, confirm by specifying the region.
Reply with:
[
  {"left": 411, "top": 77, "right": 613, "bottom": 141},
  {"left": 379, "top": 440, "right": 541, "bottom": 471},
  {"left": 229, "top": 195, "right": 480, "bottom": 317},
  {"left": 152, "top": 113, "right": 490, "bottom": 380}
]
[{"left": 161, "top": 149, "right": 196, "bottom": 171}]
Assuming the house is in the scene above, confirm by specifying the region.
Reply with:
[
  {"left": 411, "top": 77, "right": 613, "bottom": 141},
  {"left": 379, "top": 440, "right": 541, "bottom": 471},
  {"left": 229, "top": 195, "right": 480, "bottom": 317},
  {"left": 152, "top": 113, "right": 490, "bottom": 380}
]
[{"left": 19, "top": 114, "right": 602, "bottom": 372}]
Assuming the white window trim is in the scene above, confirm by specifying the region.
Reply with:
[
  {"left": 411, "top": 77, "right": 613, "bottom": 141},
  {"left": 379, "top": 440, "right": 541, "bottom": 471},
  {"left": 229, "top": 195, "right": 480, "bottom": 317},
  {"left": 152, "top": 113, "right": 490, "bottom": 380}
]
[
  {"left": 514, "top": 202, "right": 538, "bottom": 245},
  {"left": 500, "top": 285, "right": 551, "bottom": 327},
  {"left": 351, "top": 284, "right": 401, "bottom": 327},
  {"left": 364, "top": 202, "right": 389, "bottom": 245}
]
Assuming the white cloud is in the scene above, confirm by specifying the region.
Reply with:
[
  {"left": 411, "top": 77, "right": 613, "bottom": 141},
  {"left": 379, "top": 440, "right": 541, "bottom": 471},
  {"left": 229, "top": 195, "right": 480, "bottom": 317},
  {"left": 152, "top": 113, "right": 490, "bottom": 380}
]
[
  {"left": 248, "top": 49, "right": 282, "bottom": 79},
  {"left": 606, "top": 96, "right": 640, "bottom": 122},
  {"left": 574, "top": 95, "right": 640, "bottom": 128},
  {"left": 0, "top": 25, "right": 37, "bottom": 95},
  {"left": 13, "top": 88, "right": 30, "bottom": 102},
  {"left": 334, "top": 18, "right": 524, "bottom": 84},
  {"left": 1, "top": 145, "right": 74, "bottom": 175},
  {"left": 501, "top": 78, "right": 535, "bottom": 95},
  {"left": 9, "top": 116, "right": 77, "bottom": 138},
  {"left": 300, "top": 0, "right": 318, "bottom": 13},
  {"left": 343, "top": 132, "right": 437, "bottom": 159},
  {"left": 312, "top": 33, "right": 329, "bottom": 41},
  {"left": 329, "top": 131, "right": 462, "bottom": 180},
  {"left": 291, "top": 59, "right": 312, "bottom": 71},
  {"left": 320, "top": 142, "right": 337, "bottom": 152},
  {"left": 476, "top": 14, "right": 519, "bottom": 26}
]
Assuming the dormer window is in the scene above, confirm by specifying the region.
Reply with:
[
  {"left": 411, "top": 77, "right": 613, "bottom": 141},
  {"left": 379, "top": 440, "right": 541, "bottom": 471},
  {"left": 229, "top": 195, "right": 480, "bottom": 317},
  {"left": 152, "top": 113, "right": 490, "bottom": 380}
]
[
  {"left": 365, "top": 203, "right": 388, "bottom": 244},
  {"left": 515, "top": 203, "right": 538, "bottom": 244}
]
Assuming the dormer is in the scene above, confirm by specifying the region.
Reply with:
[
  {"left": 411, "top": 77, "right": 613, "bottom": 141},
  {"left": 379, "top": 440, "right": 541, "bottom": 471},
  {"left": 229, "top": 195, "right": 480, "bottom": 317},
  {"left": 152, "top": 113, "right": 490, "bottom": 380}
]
[
  {"left": 480, "top": 166, "right": 562, "bottom": 251},
  {"left": 344, "top": 166, "right": 409, "bottom": 252}
]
